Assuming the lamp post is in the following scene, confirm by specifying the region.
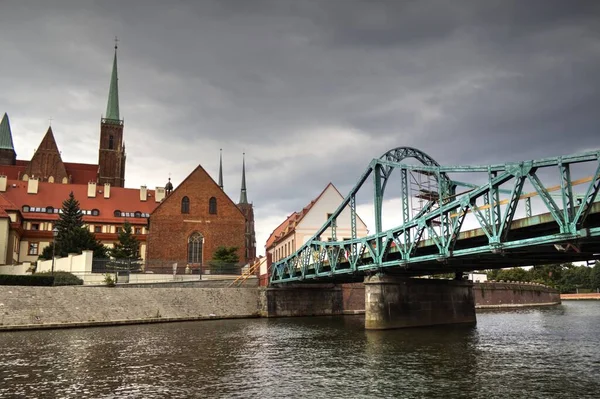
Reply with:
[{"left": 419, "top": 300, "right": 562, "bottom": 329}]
[{"left": 51, "top": 227, "right": 58, "bottom": 275}]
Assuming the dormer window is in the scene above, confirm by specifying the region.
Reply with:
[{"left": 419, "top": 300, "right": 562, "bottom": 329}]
[
  {"left": 22, "top": 205, "right": 30, "bottom": 213},
  {"left": 134, "top": 211, "right": 142, "bottom": 218},
  {"left": 91, "top": 209, "right": 100, "bottom": 216},
  {"left": 46, "top": 206, "right": 54, "bottom": 214},
  {"left": 114, "top": 210, "right": 121, "bottom": 217}
]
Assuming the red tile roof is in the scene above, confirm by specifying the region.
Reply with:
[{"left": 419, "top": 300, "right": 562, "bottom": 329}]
[
  {"left": 0, "top": 161, "right": 99, "bottom": 184},
  {"left": 0, "top": 179, "right": 159, "bottom": 225}
]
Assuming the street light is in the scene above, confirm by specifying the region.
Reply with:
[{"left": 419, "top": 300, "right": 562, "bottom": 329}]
[{"left": 51, "top": 227, "right": 58, "bottom": 275}]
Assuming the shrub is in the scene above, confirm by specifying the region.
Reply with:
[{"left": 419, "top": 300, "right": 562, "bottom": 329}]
[
  {"left": 36, "top": 271, "right": 83, "bottom": 286},
  {"left": 0, "top": 274, "right": 55, "bottom": 286}
]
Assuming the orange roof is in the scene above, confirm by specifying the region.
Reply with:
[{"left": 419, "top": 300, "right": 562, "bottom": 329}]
[
  {"left": 0, "top": 179, "right": 159, "bottom": 225},
  {"left": 0, "top": 160, "right": 99, "bottom": 184},
  {"left": 265, "top": 183, "right": 336, "bottom": 249}
]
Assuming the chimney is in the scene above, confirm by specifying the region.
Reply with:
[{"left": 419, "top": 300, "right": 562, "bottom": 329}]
[
  {"left": 104, "top": 183, "right": 111, "bottom": 199},
  {"left": 155, "top": 187, "right": 166, "bottom": 202},
  {"left": 87, "top": 181, "right": 97, "bottom": 198},
  {"left": 0, "top": 175, "right": 6, "bottom": 192},
  {"left": 27, "top": 177, "right": 39, "bottom": 194},
  {"left": 140, "top": 185, "right": 148, "bottom": 201}
]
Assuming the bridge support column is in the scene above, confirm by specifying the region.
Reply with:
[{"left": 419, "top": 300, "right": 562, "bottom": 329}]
[{"left": 364, "top": 275, "right": 476, "bottom": 330}]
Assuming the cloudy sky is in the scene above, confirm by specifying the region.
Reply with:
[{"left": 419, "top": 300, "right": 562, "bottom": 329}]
[{"left": 1, "top": 0, "right": 599, "bottom": 253}]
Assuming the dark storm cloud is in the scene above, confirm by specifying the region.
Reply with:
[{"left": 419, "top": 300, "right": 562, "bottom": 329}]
[{"left": 1, "top": 0, "right": 599, "bottom": 250}]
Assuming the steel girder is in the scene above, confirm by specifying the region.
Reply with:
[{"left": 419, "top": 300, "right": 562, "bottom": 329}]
[{"left": 270, "top": 148, "right": 600, "bottom": 285}]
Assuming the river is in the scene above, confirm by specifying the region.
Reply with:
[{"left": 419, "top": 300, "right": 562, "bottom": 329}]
[{"left": 1, "top": 301, "right": 599, "bottom": 398}]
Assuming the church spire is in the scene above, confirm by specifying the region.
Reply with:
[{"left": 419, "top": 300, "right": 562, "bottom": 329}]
[
  {"left": 0, "top": 113, "right": 15, "bottom": 151},
  {"left": 218, "top": 149, "right": 224, "bottom": 190},
  {"left": 239, "top": 153, "right": 248, "bottom": 204},
  {"left": 105, "top": 38, "right": 120, "bottom": 121}
]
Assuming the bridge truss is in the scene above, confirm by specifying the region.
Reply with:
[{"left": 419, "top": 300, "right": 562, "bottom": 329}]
[{"left": 270, "top": 148, "right": 600, "bottom": 284}]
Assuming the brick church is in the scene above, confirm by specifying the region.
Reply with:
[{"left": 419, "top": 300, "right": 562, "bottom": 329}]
[{"left": 0, "top": 44, "right": 256, "bottom": 270}]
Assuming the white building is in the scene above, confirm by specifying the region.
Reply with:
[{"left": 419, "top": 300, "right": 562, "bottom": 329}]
[{"left": 263, "top": 183, "right": 369, "bottom": 283}]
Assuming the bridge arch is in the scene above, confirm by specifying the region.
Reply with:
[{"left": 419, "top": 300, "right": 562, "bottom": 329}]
[{"left": 378, "top": 146, "right": 453, "bottom": 198}]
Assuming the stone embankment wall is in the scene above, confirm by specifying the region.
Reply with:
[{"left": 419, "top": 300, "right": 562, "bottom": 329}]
[
  {"left": 474, "top": 282, "right": 560, "bottom": 308},
  {"left": 0, "top": 286, "right": 259, "bottom": 331}
]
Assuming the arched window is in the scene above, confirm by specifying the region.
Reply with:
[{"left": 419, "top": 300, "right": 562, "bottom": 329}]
[
  {"left": 22, "top": 205, "right": 30, "bottom": 213},
  {"left": 134, "top": 211, "right": 142, "bottom": 218},
  {"left": 22, "top": 174, "right": 29, "bottom": 181},
  {"left": 188, "top": 232, "right": 203, "bottom": 264},
  {"left": 114, "top": 210, "right": 121, "bottom": 217},
  {"left": 91, "top": 209, "right": 100, "bottom": 216},
  {"left": 209, "top": 197, "right": 217, "bottom": 214},
  {"left": 48, "top": 176, "right": 54, "bottom": 183},
  {"left": 181, "top": 196, "right": 190, "bottom": 214},
  {"left": 46, "top": 206, "right": 54, "bottom": 214},
  {"left": 109, "top": 135, "right": 114, "bottom": 150}
]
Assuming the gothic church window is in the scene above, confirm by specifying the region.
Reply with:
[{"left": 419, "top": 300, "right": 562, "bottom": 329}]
[
  {"left": 188, "top": 232, "right": 203, "bottom": 264},
  {"left": 209, "top": 197, "right": 217, "bottom": 214},
  {"left": 109, "top": 135, "right": 114, "bottom": 150},
  {"left": 181, "top": 196, "right": 190, "bottom": 214}
]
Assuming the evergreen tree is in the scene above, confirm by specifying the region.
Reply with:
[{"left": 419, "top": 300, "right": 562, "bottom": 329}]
[
  {"left": 39, "top": 192, "right": 107, "bottom": 260},
  {"left": 210, "top": 246, "right": 240, "bottom": 273},
  {"left": 110, "top": 221, "right": 140, "bottom": 259}
]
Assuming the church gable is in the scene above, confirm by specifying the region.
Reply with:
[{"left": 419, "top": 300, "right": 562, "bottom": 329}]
[
  {"left": 151, "top": 165, "right": 245, "bottom": 221},
  {"left": 24, "top": 127, "right": 68, "bottom": 182}
]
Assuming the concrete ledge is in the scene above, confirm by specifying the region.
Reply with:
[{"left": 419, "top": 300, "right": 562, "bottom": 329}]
[
  {"left": 0, "top": 314, "right": 260, "bottom": 332},
  {"left": 476, "top": 302, "right": 560, "bottom": 309}
]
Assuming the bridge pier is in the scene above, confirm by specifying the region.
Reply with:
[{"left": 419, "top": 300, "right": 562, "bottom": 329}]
[{"left": 364, "top": 275, "right": 476, "bottom": 330}]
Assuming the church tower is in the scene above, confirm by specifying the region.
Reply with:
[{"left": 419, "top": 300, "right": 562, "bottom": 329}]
[
  {"left": 0, "top": 113, "right": 16, "bottom": 166},
  {"left": 236, "top": 153, "right": 256, "bottom": 263},
  {"left": 98, "top": 41, "right": 126, "bottom": 187}
]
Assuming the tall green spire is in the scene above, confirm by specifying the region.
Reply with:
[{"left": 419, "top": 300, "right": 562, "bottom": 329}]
[
  {"left": 0, "top": 113, "right": 15, "bottom": 150},
  {"left": 239, "top": 153, "right": 248, "bottom": 204},
  {"left": 105, "top": 41, "right": 120, "bottom": 121}
]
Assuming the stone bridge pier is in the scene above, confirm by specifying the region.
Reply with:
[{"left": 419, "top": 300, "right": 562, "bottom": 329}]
[{"left": 364, "top": 274, "right": 476, "bottom": 330}]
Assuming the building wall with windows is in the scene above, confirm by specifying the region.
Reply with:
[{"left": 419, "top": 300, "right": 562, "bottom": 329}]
[
  {"left": 0, "top": 176, "right": 164, "bottom": 265},
  {"left": 146, "top": 165, "right": 246, "bottom": 274},
  {"left": 264, "top": 183, "right": 369, "bottom": 284}
]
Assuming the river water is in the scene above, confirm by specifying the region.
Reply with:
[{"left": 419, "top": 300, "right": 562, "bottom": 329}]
[{"left": 1, "top": 301, "right": 599, "bottom": 398}]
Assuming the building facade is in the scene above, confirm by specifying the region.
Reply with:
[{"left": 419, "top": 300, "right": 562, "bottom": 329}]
[
  {"left": 263, "top": 183, "right": 369, "bottom": 284},
  {"left": 0, "top": 177, "right": 164, "bottom": 265},
  {"left": 146, "top": 165, "right": 247, "bottom": 274}
]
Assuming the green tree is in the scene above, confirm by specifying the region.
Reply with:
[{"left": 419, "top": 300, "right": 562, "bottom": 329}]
[
  {"left": 210, "top": 246, "right": 239, "bottom": 274},
  {"left": 110, "top": 221, "right": 140, "bottom": 259},
  {"left": 590, "top": 262, "right": 600, "bottom": 290},
  {"left": 39, "top": 192, "right": 107, "bottom": 260}
]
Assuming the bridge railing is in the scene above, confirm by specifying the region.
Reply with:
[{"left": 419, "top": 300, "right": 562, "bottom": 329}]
[{"left": 271, "top": 148, "right": 600, "bottom": 284}]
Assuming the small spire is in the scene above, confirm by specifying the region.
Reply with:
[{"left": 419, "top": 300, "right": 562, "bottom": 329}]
[
  {"left": 239, "top": 152, "right": 248, "bottom": 204},
  {"left": 218, "top": 149, "right": 224, "bottom": 190},
  {"left": 0, "top": 113, "right": 15, "bottom": 151},
  {"left": 105, "top": 40, "right": 120, "bottom": 121}
]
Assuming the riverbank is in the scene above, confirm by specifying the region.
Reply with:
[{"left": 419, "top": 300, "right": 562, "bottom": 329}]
[
  {"left": 0, "top": 281, "right": 561, "bottom": 331},
  {"left": 561, "top": 293, "right": 600, "bottom": 300}
]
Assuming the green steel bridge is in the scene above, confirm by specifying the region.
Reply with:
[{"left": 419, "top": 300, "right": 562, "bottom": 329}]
[{"left": 270, "top": 147, "right": 600, "bottom": 285}]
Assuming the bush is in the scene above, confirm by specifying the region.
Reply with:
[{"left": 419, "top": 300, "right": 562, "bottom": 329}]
[
  {"left": 0, "top": 274, "right": 55, "bottom": 286},
  {"left": 36, "top": 271, "right": 83, "bottom": 286}
]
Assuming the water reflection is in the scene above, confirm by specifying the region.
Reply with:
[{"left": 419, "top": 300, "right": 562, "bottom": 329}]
[{"left": 1, "top": 302, "right": 599, "bottom": 398}]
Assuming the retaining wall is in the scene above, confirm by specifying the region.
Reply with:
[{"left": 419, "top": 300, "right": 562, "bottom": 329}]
[
  {"left": 474, "top": 282, "right": 560, "bottom": 308},
  {"left": 0, "top": 286, "right": 259, "bottom": 331}
]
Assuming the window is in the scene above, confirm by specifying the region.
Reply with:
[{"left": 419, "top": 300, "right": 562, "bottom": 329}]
[
  {"left": 135, "top": 228, "right": 142, "bottom": 235},
  {"left": 94, "top": 226, "right": 102, "bottom": 233},
  {"left": 109, "top": 135, "right": 114, "bottom": 150},
  {"left": 46, "top": 207, "right": 54, "bottom": 214},
  {"left": 91, "top": 209, "right": 100, "bottom": 216},
  {"left": 181, "top": 196, "right": 190, "bottom": 214},
  {"left": 187, "top": 232, "right": 203, "bottom": 264},
  {"left": 114, "top": 210, "right": 121, "bottom": 217},
  {"left": 134, "top": 211, "right": 142, "bottom": 218},
  {"left": 209, "top": 197, "right": 217, "bottom": 214},
  {"left": 22, "top": 205, "right": 30, "bottom": 213},
  {"left": 31, "top": 223, "right": 40, "bottom": 231},
  {"left": 28, "top": 242, "right": 39, "bottom": 255}
]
